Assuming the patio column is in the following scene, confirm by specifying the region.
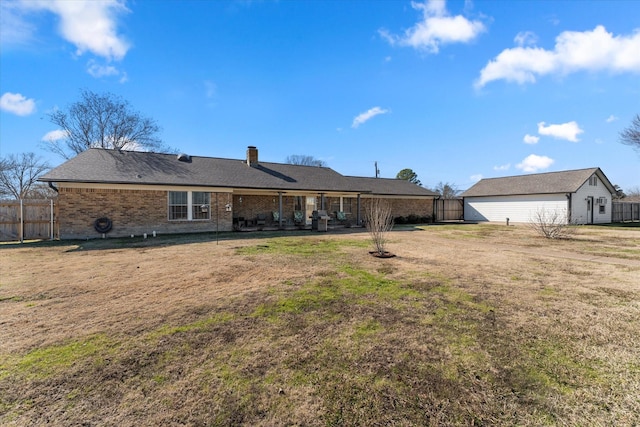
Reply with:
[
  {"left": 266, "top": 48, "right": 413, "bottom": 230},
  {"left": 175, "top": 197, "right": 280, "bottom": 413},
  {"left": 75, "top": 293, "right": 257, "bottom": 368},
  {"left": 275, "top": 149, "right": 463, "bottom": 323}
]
[
  {"left": 320, "top": 193, "right": 326, "bottom": 210},
  {"left": 356, "top": 194, "right": 361, "bottom": 225},
  {"left": 278, "top": 192, "right": 283, "bottom": 228}
]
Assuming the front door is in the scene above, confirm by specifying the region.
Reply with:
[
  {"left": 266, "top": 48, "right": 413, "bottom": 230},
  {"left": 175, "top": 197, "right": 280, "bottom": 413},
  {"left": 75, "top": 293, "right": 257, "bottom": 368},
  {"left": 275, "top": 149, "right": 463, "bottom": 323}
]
[
  {"left": 587, "top": 197, "right": 594, "bottom": 224},
  {"left": 305, "top": 196, "right": 316, "bottom": 225}
]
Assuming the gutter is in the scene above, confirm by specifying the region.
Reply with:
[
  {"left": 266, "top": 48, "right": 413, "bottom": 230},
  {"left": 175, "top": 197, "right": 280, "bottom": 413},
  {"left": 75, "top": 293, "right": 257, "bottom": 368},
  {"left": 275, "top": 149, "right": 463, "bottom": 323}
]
[{"left": 48, "top": 181, "right": 59, "bottom": 193}]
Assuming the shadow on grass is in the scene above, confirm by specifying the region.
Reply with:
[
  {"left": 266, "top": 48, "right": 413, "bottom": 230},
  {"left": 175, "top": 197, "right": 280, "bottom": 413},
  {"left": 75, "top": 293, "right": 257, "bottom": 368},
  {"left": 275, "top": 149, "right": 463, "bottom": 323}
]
[{"left": 0, "top": 228, "right": 370, "bottom": 253}]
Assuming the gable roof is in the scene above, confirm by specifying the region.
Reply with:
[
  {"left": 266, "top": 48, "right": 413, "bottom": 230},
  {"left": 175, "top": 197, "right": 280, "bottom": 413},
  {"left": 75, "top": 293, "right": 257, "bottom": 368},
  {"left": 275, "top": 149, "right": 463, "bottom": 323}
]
[
  {"left": 461, "top": 168, "right": 615, "bottom": 197},
  {"left": 39, "top": 148, "right": 437, "bottom": 197}
]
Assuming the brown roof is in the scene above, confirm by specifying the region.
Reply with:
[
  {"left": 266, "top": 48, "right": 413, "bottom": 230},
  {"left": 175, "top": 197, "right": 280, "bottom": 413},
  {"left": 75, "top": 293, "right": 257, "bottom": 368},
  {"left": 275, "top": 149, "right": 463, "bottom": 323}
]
[
  {"left": 461, "top": 168, "right": 615, "bottom": 197},
  {"left": 40, "top": 148, "right": 437, "bottom": 197}
]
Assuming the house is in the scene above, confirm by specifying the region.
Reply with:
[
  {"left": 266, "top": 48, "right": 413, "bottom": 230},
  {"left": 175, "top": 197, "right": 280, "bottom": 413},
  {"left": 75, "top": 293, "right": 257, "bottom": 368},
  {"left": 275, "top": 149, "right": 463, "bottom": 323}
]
[
  {"left": 39, "top": 146, "right": 437, "bottom": 239},
  {"left": 461, "top": 168, "right": 615, "bottom": 224}
]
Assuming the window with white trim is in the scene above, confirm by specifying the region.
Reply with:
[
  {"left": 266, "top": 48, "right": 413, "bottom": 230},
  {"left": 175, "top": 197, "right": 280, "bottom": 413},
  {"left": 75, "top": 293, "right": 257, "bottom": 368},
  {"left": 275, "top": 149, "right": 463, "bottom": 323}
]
[
  {"left": 168, "top": 191, "right": 210, "bottom": 220},
  {"left": 589, "top": 176, "right": 598, "bottom": 186}
]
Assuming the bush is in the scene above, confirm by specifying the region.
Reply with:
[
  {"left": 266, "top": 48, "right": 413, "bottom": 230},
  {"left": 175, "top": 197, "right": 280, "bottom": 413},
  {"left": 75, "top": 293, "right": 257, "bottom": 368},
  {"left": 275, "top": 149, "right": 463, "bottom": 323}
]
[
  {"left": 528, "top": 208, "right": 578, "bottom": 239},
  {"left": 394, "top": 216, "right": 406, "bottom": 224}
]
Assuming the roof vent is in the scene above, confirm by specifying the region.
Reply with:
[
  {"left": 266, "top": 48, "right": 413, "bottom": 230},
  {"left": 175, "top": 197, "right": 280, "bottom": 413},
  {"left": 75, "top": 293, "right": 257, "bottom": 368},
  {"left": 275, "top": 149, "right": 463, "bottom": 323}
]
[{"left": 177, "top": 153, "right": 191, "bottom": 162}]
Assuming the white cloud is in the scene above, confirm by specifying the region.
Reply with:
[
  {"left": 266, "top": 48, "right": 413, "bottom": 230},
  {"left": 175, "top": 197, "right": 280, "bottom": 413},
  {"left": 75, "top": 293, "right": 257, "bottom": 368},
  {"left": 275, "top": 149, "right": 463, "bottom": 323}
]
[
  {"left": 379, "top": 0, "right": 486, "bottom": 53},
  {"left": 0, "top": 1, "right": 36, "bottom": 46},
  {"left": 516, "top": 154, "right": 554, "bottom": 172},
  {"left": 16, "top": 0, "right": 130, "bottom": 61},
  {"left": 606, "top": 115, "right": 618, "bottom": 123},
  {"left": 0, "top": 92, "right": 36, "bottom": 116},
  {"left": 42, "top": 129, "right": 68, "bottom": 142},
  {"left": 523, "top": 134, "right": 540, "bottom": 144},
  {"left": 476, "top": 25, "right": 640, "bottom": 88},
  {"left": 493, "top": 163, "right": 510, "bottom": 171},
  {"left": 470, "top": 174, "right": 483, "bottom": 182},
  {"left": 537, "top": 121, "right": 583, "bottom": 142},
  {"left": 514, "top": 31, "right": 538, "bottom": 47},
  {"left": 352, "top": 107, "right": 390, "bottom": 128},
  {"left": 87, "top": 60, "right": 120, "bottom": 78}
]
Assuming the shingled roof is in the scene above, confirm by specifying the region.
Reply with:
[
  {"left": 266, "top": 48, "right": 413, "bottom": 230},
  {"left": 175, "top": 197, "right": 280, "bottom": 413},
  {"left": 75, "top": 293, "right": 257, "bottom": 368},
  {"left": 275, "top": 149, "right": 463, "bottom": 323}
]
[
  {"left": 461, "top": 168, "right": 615, "bottom": 197},
  {"left": 40, "top": 148, "right": 437, "bottom": 197}
]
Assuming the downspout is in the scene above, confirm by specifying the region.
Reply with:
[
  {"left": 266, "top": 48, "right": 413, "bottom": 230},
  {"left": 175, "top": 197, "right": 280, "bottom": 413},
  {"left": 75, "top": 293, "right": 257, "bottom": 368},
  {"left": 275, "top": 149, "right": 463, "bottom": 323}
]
[
  {"left": 48, "top": 181, "right": 59, "bottom": 193},
  {"left": 356, "top": 194, "right": 361, "bottom": 225},
  {"left": 566, "top": 193, "right": 572, "bottom": 223}
]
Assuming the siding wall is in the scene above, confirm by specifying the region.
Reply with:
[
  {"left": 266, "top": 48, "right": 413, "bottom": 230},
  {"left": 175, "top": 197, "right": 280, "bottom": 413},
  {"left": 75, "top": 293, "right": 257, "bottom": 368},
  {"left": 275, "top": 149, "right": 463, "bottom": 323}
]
[
  {"left": 570, "top": 176, "right": 613, "bottom": 224},
  {"left": 464, "top": 194, "right": 568, "bottom": 223}
]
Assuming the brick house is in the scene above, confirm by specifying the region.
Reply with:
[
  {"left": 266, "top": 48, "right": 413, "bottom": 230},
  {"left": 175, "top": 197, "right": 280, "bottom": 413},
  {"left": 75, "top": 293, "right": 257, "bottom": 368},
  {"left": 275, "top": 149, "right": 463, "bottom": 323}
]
[{"left": 39, "top": 147, "right": 437, "bottom": 239}]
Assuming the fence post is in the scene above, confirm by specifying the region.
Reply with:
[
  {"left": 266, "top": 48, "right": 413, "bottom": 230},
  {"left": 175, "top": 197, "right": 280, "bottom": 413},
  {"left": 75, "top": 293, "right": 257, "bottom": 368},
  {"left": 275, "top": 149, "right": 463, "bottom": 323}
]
[
  {"left": 19, "top": 198, "right": 24, "bottom": 243},
  {"left": 50, "top": 199, "right": 54, "bottom": 240}
]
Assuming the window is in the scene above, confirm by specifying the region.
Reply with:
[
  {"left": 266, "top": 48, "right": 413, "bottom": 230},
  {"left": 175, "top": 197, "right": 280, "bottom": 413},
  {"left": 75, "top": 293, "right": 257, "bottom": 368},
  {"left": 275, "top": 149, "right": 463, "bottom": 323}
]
[
  {"left": 599, "top": 204, "right": 605, "bottom": 214},
  {"left": 192, "top": 192, "right": 211, "bottom": 220},
  {"left": 168, "top": 191, "right": 210, "bottom": 220},
  {"left": 169, "top": 191, "right": 188, "bottom": 220},
  {"left": 589, "top": 176, "right": 598, "bottom": 186}
]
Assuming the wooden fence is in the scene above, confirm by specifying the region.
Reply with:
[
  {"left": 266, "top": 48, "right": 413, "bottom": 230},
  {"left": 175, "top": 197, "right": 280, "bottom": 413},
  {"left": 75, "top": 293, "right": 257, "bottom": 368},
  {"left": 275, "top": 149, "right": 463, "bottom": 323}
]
[
  {"left": 612, "top": 201, "right": 640, "bottom": 223},
  {"left": 434, "top": 198, "right": 464, "bottom": 222},
  {"left": 0, "top": 199, "right": 57, "bottom": 242}
]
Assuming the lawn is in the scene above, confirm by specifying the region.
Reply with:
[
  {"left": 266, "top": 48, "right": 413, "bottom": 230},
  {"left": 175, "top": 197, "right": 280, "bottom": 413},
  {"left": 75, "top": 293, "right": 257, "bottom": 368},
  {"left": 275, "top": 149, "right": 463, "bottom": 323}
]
[{"left": 1, "top": 224, "right": 639, "bottom": 426}]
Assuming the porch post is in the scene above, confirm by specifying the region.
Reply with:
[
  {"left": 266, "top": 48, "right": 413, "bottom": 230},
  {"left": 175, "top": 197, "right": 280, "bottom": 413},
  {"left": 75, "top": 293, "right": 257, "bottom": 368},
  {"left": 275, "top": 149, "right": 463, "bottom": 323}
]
[
  {"left": 278, "top": 192, "right": 283, "bottom": 228},
  {"left": 356, "top": 194, "right": 361, "bottom": 226}
]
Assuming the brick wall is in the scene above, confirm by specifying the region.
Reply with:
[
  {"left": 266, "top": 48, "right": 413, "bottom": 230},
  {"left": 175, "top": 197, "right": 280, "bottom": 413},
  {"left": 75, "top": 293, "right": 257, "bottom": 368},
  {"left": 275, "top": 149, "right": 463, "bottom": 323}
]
[{"left": 57, "top": 187, "right": 233, "bottom": 239}]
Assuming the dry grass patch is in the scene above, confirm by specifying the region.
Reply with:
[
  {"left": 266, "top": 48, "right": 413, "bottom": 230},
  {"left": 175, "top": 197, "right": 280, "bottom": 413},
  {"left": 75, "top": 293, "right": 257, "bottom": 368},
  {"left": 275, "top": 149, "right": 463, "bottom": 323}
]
[{"left": 1, "top": 225, "right": 639, "bottom": 425}]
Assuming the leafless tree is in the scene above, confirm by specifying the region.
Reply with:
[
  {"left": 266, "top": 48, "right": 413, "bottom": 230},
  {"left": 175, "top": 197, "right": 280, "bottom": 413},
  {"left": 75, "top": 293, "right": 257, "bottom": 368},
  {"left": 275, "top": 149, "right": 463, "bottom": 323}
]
[
  {"left": 620, "top": 114, "right": 640, "bottom": 153},
  {"left": 433, "top": 181, "right": 460, "bottom": 199},
  {"left": 46, "top": 89, "right": 164, "bottom": 159},
  {"left": 364, "top": 198, "right": 394, "bottom": 255},
  {"left": 0, "top": 153, "right": 51, "bottom": 200},
  {"left": 285, "top": 155, "right": 327, "bottom": 167},
  {"left": 528, "top": 208, "right": 577, "bottom": 239}
]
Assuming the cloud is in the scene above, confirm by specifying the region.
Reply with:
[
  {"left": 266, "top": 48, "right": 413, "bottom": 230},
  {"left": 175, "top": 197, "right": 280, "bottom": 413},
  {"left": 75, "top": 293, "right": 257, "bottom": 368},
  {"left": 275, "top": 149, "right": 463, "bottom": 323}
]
[
  {"left": 0, "top": 92, "right": 36, "bottom": 116},
  {"left": 514, "top": 31, "right": 538, "bottom": 47},
  {"left": 379, "top": 0, "right": 486, "bottom": 53},
  {"left": 493, "top": 163, "right": 510, "bottom": 171},
  {"left": 0, "top": 1, "right": 36, "bottom": 46},
  {"left": 470, "top": 174, "right": 483, "bottom": 182},
  {"left": 476, "top": 25, "right": 640, "bottom": 88},
  {"left": 523, "top": 134, "right": 540, "bottom": 144},
  {"left": 352, "top": 107, "right": 389, "bottom": 128},
  {"left": 606, "top": 115, "right": 618, "bottom": 123},
  {"left": 537, "top": 121, "right": 583, "bottom": 142},
  {"left": 516, "top": 154, "right": 554, "bottom": 172},
  {"left": 42, "top": 129, "right": 68, "bottom": 142},
  {"left": 16, "top": 0, "right": 130, "bottom": 61}
]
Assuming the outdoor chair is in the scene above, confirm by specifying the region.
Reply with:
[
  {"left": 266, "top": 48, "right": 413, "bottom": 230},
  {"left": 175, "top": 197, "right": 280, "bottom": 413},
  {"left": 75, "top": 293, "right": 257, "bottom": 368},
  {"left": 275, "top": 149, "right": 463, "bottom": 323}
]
[
  {"left": 293, "top": 210, "right": 304, "bottom": 225},
  {"left": 256, "top": 213, "right": 267, "bottom": 226}
]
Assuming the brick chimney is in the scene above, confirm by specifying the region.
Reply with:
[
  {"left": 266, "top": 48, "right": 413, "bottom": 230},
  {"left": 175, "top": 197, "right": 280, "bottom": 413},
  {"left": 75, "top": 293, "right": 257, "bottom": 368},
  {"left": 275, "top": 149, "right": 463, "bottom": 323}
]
[{"left": 246, "top": 146, "right": 258, "bottom": 166}]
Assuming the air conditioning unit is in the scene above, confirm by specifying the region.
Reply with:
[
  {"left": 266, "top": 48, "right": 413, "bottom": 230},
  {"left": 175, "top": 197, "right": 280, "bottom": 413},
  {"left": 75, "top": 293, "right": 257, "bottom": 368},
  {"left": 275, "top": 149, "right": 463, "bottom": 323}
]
[{"left": 596, "top": 197, "right": 607, "bottom": 205}]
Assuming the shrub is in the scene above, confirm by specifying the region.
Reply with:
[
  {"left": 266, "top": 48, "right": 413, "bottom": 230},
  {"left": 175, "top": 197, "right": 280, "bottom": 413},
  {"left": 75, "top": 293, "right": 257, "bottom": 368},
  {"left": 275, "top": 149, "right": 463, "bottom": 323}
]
[{"left": 528, "top": 208, "right": 578, "bottom": 239}]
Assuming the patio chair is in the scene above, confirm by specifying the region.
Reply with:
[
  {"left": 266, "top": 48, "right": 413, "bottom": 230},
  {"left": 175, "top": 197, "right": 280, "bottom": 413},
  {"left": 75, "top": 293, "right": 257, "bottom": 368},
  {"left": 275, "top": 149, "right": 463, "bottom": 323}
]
[
  {"left": 336, "top": 211, "right": 347, "bottom": 222},
  {"left": 256, "top": 213, "right": 267, "bottom": 226},
  {"left": 293, "top": 210, "right": 304, "bottom": 226}
]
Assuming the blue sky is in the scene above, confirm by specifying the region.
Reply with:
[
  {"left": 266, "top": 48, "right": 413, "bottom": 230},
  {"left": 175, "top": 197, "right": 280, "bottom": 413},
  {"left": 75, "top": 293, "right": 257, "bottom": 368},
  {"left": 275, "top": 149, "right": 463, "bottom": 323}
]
[{"left": 1, "top": 0, "right": 639, "bottom": 191}]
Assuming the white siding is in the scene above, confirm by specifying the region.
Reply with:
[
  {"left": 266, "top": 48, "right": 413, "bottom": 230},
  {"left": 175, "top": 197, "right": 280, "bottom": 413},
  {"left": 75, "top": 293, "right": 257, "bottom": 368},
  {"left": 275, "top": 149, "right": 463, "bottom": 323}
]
[
  {"left": 570, "top": 174, "right": 613, "bottom": 224},
  {"left": 464, "top": 194, "right": 568, "bottom": 223}
]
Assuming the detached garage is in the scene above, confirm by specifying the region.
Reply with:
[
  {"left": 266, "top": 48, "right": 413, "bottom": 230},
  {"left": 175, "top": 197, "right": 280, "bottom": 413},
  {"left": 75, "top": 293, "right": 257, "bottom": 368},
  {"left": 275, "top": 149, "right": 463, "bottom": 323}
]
[{"left": 462, "top": 168, "right": 615, "bottom": 225}]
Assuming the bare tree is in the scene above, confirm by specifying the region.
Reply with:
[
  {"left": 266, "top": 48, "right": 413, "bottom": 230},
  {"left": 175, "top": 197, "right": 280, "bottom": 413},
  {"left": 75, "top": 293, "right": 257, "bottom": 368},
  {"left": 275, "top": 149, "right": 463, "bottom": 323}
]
[
  {"left": 0, "top": 153, "right": 51, "bottom": 200},
  {"left": 364, "top": 198, "right": 394, "bottom": 256},
  {"left": 285, "top": 154, "right": 327, "bottom": 167},
  {"left": 46, "top": 89, "right": 164, "bottom": 159},
  {"left": 528, "top": 208, "right": 577, "bottom": 239},
  {"left": 433, "top": 181, "right": 460, "bottom": 199},
  {"left": 620, "top": 114, "right": 640, "bottom": 153}
]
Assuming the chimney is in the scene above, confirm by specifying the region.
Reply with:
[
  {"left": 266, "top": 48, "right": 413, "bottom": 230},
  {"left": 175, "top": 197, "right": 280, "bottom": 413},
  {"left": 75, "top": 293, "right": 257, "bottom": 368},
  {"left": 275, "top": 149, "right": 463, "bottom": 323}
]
[{"left": 246, "top": 146, "right": 258, "bottom": 166}]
